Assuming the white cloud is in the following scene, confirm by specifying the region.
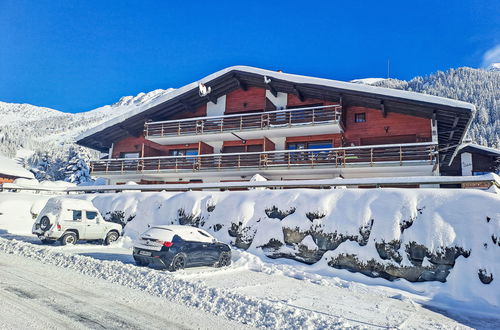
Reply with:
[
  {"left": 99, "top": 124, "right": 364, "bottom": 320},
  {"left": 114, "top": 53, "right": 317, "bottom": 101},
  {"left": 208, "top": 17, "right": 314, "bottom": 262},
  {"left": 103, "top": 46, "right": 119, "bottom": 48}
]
[{"left": 481, "top": 44, "right": 500, "bottom": 68}]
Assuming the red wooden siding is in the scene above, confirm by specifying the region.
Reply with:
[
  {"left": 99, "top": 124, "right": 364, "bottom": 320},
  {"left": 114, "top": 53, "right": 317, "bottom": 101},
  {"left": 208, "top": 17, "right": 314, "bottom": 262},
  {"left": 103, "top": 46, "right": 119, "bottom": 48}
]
[
  {"left": 225, "top": 87, "right": 266, "bottom": 114},
  {"left": 112, "top": 135, "right": 213, "bottom": 158},
  {"left": 342, "top": 106, "right": 431, "bottom": 146}
]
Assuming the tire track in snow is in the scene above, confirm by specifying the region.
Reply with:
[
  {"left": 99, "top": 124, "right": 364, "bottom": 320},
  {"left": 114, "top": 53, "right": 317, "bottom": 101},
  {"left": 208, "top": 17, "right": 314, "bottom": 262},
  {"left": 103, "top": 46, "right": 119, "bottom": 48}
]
[{"left": 0, "top": 238, "right": 351, "bottom": 329}]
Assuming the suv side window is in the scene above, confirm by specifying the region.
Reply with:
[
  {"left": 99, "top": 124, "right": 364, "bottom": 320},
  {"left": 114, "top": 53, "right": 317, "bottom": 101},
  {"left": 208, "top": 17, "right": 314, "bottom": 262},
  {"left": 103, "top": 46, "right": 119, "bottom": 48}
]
[
  {"left": 72, "top": 210, "right": 82, "bottom": 221},
  {"left": 86, "top": 211, "right": 98, "bottom": 220}
]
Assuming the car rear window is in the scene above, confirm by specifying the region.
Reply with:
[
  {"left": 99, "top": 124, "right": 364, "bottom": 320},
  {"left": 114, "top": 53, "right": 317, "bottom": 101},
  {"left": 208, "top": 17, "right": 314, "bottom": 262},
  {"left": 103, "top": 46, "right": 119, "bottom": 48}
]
[{"left": 142, "top": 227, "right": 175, "bottom": 241}]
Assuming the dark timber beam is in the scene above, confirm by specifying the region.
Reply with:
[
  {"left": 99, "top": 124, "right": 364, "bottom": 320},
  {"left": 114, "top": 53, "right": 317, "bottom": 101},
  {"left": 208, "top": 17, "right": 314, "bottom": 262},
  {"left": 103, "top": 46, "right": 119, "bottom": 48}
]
[
  {"left": 234, "top": 77, "right": 248, "bottom": 91},
  {"left": 293, "top": 85, "right": 305, "bottom": 102},
  {"left": 449, "top": 116, "right": 460, "bottom": 140},
  {"left": 266, "top": 83, "right": 278, "bottom": 97},
  {"left": 206, "top": 93, "right": 218, "bottom": 104},
  {"left": 179, "top": 100, "right": 196, "bottom": 113},
  {"left": 381, "top": 100, "right": 387, "bottom": 118}
]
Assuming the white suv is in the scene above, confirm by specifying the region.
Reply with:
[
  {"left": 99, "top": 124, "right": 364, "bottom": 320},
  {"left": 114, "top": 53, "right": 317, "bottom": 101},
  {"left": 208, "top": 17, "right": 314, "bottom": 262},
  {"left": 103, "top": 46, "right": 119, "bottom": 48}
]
[{"left": 32, "top": 197, "right": 122, "bottom": 245}]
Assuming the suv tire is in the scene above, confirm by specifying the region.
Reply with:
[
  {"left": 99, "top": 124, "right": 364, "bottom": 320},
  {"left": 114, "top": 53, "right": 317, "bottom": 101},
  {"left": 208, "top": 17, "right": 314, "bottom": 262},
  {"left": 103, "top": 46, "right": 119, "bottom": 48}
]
[
  {"left": 39, "top": 216, "right": 51, "bottom": 231},
  {"left": 60, "top": 232, "right": 77, "bottom": 245},
  {"left": 216, "top": 252, "right": 231, "bottom": 268},
  {"left": 169, "top": 253, "right": 186, "bottom": 272},
  {"left": 104, "top": 231, "right": 119, "bottom": 245}
]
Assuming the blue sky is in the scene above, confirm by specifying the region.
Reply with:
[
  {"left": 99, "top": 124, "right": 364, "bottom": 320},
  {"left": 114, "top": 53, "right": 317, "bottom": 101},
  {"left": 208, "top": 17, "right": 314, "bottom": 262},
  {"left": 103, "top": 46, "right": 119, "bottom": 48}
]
[{"left": 0, "top": 1, "right": 499, "bottom": 113}]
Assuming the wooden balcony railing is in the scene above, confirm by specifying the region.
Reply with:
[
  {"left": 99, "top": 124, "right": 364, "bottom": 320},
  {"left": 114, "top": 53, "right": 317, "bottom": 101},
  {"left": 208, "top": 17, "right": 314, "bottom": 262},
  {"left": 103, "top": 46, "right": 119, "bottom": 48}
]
[
  {"left": 91, "top": 143, "right": 437, "bottom": 174},
  {"left": 144, "top": 104, "right": 342, "bottom": 138}
]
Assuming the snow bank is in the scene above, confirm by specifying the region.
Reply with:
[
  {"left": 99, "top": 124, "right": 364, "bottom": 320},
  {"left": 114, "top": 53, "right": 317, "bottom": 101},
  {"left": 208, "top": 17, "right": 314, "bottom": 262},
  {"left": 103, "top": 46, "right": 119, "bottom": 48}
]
[
  {"left": 0, "top": 238, "right": 346, "bottom": 328},
  {"left": 0, "top": 188, "right": 499, "bottom": 313},
  {"left": 0, "top": 193, "right": 50, "bottom": 235},
  {"left": 81, "top": 188, "right": 500, "bottom": 311}
]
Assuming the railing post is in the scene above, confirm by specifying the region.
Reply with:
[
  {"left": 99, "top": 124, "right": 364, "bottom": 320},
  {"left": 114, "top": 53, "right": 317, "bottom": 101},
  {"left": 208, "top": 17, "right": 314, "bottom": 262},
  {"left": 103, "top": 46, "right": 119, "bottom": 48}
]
[
  {"left": 400, "top": 146, "right": 403, "bottom": 166},
  {"left": 312, "top": 109, "right": 315, "bottom": 124},
  {"left": 237, "top": 155, "right": 241, "bottom": 168},
  {"left": 370, "top": 148, "right": 373, "bottom": 167},
  {"left": 160, "top": 124, "right": 164, "bottom": 137},
  {"left": 218, "top": 156, "right": 222, "bottom": 170},
  {"left": 157, "top": 159, "right": 161, "bottom": 172},
  {"left": 288, "top": 111, "right": 292, "bottom": 127},
  {"left": 240, "top": 116, "right": 243, "bottom": 131},
  {"left": 288, "top": 152, "right": 291, "bottom": 168}
]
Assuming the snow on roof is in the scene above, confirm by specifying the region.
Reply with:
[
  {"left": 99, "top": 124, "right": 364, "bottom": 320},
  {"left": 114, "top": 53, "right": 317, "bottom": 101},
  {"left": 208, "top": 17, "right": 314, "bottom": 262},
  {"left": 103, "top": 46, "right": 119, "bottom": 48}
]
[
  {"left": 77, "top": 66, "right": 476, "bottom": 141},
  {"left": 0, "top": 156, "right": 34, "bottom": 179},
  {"left": 457, "top": 143, "right": 500, "bottom": 156},
  {"left": 43, "top": 197, "right": 98, "bottom": 211}
]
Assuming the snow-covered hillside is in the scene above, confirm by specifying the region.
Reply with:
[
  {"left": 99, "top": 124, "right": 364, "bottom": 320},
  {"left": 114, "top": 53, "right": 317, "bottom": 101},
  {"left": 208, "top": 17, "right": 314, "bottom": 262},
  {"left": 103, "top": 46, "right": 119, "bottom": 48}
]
[
  {"left": 0, "top": 88, "right": 174, "bottom": 181},
  {"left": 353, "top": 67, "right": 500, "bottom": 148}
]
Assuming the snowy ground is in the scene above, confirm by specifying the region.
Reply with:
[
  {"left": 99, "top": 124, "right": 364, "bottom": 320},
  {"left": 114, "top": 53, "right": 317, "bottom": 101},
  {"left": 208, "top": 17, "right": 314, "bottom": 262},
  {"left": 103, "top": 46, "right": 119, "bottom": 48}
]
[{"left": 1, "top": 192, "right": 500, "bottom": 329}]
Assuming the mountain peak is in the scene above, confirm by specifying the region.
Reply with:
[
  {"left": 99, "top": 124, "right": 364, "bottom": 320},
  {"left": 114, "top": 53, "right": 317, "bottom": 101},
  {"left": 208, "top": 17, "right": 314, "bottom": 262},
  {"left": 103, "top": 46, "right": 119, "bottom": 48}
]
[{"left": 485, "top": 63, "right": 500, "bottom": 72}]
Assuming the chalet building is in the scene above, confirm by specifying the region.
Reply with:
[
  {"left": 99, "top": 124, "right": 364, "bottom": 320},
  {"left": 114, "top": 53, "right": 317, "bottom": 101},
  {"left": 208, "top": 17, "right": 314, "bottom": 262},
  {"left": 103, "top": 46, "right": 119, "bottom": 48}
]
[
  {"left": 0, "top": 156, "right": 35, "bottom": 184},
  {"left": 77, "top": 66, "right": 475, "bottom": 185},
  {"left": 442, "top": 143, "right": 500, "bottom": 177}
]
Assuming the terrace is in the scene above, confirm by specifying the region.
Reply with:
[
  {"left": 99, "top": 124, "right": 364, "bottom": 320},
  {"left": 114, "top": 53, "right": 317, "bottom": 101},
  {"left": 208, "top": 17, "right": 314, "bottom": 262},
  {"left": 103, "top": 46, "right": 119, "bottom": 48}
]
[
  {"left": 91, "top": 142, "right": 437, "bottom": 176},
  {"left": 144, "top": 104, "right": 342, "bottom": 144}
]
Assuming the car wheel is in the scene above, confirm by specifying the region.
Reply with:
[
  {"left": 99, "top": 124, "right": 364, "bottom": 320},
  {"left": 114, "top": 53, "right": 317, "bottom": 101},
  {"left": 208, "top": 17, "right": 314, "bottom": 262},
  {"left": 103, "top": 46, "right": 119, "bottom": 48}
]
[
  {"left": 40, "top": 238, "right": 56, "bottom": 245},
  {"left": 216, "top": 252, "right": 231, "bottom": 268},
  {"left": 39, "top": 216, "right": 51, "bottom": 231},
  {"left": 104, "top": 231, "right": 119, "bottom": 245},
  {"left": 169, "top": 254, "right": 186, "bottom": 272},
  {"left": 60, "top": 232, "right": 77, "bottom": 245}
]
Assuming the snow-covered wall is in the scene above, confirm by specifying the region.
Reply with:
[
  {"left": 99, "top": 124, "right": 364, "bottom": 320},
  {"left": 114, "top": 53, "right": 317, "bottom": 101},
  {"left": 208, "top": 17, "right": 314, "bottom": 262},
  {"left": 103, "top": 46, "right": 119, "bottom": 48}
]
[
  {"left": 82, "top": 188, "right": 500, "bottom": 309},
  {"left": 1, "top": 188, "right": 498, "bottom": 311}
]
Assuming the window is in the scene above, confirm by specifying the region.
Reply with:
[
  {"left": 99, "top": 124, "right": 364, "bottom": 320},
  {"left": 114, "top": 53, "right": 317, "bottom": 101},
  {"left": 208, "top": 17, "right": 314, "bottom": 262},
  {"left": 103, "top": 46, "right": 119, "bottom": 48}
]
[
  {"left": 86, "top": 211, "right": 98, "bottom": 220},
  {"left": 169, "top": 149, "right": 198, "bottom": 156},
  {"left": 287, "top": 141, "right": 332, "bottom": 150},
  {"left": 120, "top": 152, "right": 140, "bottom": 159},
  {"left": 72, "top": 210, "right": 82, "bottom": 221},
  {"left": 354, "top": 113, "right": 366, "bottom": 123},
  {"left": 287, "top": 141, "right": 333, "bottom": 161}
]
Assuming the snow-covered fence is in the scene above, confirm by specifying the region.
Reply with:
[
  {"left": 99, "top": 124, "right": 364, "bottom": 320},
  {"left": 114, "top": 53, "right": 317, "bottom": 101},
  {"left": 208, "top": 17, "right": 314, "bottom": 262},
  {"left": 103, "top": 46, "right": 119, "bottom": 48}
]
[{"left": 0, "top": 174, "right": 499, "bottom": 194}]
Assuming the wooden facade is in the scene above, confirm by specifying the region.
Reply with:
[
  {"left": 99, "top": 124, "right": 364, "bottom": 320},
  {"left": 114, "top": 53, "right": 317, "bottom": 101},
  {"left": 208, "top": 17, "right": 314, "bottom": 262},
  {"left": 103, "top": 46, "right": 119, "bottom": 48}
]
[{"left": 78, "top": 66, "right": 475, "bottom": 184}]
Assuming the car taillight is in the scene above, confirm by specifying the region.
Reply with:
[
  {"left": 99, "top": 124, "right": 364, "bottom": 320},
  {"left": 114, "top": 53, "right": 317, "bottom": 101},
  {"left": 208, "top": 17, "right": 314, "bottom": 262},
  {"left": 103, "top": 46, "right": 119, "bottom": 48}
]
[
  {"left": 57, "top": 224, "right": 61, "bottom": 231},
  {"left": 163, "top": 241, "right": 173, "bottom": 247}
]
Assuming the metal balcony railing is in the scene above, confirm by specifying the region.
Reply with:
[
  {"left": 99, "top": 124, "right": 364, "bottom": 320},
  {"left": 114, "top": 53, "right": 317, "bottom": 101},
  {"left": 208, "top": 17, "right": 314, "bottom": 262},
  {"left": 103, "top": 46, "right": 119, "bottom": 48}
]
[
  {"left": 144, "top": 104, "right": 342, "bottom": 138},
  {"left": 91, "top": 143, "right": 437, "bottom": 174}
]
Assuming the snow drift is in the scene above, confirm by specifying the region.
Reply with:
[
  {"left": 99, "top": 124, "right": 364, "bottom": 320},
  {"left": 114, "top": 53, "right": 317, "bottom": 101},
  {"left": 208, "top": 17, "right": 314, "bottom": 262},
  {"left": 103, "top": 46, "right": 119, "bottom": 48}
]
[
  {"left": 1, "top": 187, "right": 499, "bottom": 312},
  {"left": 75, "top": 188, "right": 500, "bottom": 310}
]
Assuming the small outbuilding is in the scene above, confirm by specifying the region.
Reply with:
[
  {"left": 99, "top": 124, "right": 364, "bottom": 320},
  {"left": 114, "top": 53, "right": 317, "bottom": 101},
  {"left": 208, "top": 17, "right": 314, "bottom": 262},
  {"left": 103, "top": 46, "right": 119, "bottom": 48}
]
[{"left": 0, "top": 156, "right": 35, "bottom": 183}]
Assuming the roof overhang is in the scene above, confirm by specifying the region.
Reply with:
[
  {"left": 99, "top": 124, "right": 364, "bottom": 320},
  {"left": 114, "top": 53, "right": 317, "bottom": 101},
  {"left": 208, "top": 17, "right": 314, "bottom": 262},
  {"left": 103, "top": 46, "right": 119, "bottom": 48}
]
[{"left": 77, "top": 66, "right": 475, "bottom": 163}]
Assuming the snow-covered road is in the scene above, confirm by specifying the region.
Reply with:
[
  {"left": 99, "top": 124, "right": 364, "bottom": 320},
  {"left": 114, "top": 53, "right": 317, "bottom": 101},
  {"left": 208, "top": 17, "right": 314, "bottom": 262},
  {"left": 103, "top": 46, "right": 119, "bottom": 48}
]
[{"left": 1, "top": 236, "right": 498, "bottom": 329}]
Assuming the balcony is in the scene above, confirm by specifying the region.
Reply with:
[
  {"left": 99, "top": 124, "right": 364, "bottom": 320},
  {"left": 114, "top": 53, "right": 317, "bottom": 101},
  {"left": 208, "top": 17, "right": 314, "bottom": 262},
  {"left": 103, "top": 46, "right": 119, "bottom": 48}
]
[
  {"left": 91, "top": 143, "right": 437, "bottom": 176},
  {"left": 144, "top": 104, "right": 343, "bottom": 144}
]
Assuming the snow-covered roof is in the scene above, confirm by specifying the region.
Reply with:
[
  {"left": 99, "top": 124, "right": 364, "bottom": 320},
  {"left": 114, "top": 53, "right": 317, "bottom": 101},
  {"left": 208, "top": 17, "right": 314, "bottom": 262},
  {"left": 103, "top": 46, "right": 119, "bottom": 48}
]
[
  {"left": 0, "top": 156, "right": 34, "bottom": 179},
  {"left": 77, "top": 65, "right": 475, "bottom": 142},
  {"left": 457, "top": 143, "right": 500, "bottom": 156}
]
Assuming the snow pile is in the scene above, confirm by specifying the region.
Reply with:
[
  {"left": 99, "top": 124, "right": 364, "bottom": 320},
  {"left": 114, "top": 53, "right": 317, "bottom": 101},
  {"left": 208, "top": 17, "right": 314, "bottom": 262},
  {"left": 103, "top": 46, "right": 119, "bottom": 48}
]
[
  {"left": 1, "top": 188, "right": 499, "bottom": 313},
  {"left": 0, "top": 237, "right": 346, "bottom": 328},
  {"left": 0, "top": 156, "right": 34, "bottom": 179},
  {"left": 0, "top": 193, "right": 50, "bottom": 235},
  {"left": 12, "top": 178, "right": 76, "bottom": 189},
  {"left": 78, "top": 188, "right": 500, "bottom": 311}
]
